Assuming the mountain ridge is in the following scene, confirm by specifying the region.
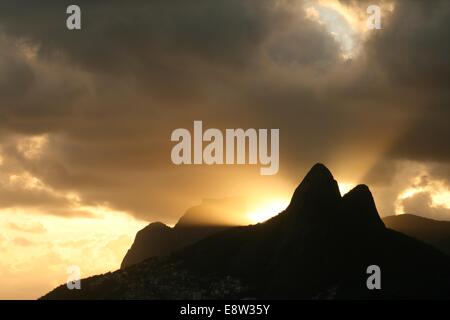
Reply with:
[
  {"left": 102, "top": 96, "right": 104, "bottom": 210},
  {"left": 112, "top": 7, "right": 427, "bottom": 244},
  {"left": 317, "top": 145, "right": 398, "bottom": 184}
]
[
  {"left": 42, "top": 163, "right": 450, "bottom": 299},
  {"left": 121, "top": 197, "right": 245, "bottom": 269},
  {"left": 383, "top": 213, "right": 450, "bottom": 255}
]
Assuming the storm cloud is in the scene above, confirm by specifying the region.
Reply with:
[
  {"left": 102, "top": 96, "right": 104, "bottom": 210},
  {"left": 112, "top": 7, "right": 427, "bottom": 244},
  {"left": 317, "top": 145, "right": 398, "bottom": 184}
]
[{"left": 0, "top": 0, "right": 448, "bottom": 222}]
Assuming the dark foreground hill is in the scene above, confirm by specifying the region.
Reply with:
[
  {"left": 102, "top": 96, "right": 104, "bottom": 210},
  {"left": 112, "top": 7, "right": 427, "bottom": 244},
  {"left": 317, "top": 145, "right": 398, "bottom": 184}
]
[
  {"left": 122, "top": 209, "right": 450, "bottom": 272},
  {"left": 42, "top": 164, "right": 450, "bottom": 299}
]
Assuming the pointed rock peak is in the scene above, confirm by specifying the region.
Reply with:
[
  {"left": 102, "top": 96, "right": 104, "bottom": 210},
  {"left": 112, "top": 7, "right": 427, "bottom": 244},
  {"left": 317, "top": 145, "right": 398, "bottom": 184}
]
[
  {"left": 141, "top": 222, "right": 171, "bottom": 232},
  {"left": 344, "top": 184, "right": 371, "bottom": 196},
  {"left": 341, "top": 184, "right": 385, "bottom": 229},
  {"left": 342, "top": 185, "right": 375, "bottom": 209},
  {"left": 307, "top": 163, "right": 334, "bottom": 180},
  {"left": 287, "top": 163, "right": 341, "bottom": 217},
  {"left": 297, "top": 163, "right": 337, "bottom": 192}
]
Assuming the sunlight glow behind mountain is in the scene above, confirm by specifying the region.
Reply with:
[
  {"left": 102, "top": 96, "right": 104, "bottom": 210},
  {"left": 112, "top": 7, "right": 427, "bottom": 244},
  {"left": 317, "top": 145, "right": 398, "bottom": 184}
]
[
  {"left": 246, "top": 198, "right": 290, "bottom": 224},
  {"left": 338, "top": 182, "right": 356, "bottom": 196}
]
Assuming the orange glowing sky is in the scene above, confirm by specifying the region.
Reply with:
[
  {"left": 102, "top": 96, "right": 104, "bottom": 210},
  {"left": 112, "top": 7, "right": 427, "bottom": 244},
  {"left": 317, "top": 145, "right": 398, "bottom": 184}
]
[{"left": 0, "top": 0, "right": 449, "bottom": 299}]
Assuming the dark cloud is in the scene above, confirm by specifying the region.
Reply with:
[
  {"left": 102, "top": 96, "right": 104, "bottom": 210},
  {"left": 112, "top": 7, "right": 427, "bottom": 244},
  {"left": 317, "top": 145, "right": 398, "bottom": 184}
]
[
  {"left": 364, "top": 0, "right": 450, "bottom": 164},
  {"left": 368, "top": 0, "right": 450, "bottom": 89},
  {"left": 0, "top": 0, "right": 448, "bottom": 221}
]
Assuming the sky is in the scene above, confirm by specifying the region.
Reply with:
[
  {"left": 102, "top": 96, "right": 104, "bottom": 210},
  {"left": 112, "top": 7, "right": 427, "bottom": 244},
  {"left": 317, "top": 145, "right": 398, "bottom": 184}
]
[{"left": 0, "top": 0, "right": 449, "bottom": 299}]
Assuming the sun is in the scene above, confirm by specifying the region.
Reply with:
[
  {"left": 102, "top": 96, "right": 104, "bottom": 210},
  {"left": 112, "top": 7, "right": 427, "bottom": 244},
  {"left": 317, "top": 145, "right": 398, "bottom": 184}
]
[
  {"left": 245, "top": 182, "right": 357, "bottom": 224},
  {"left": 246, "top": 198, "right": 290, "bottom": 224},
  {"left": 338, "top": 182, "right": 355, "bottom": 195}
]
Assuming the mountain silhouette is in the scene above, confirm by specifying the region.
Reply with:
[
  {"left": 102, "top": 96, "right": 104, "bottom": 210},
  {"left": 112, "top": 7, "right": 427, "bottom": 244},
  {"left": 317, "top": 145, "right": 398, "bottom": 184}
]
[
  {"left": 121, "top": 198, "right": 245, "bottom": 268},
  {"left": 383, "top": 214, "right": 450, "bottom": 256},
  {"left": 42, "top": 163, "right": 450, "bottom": 299}
]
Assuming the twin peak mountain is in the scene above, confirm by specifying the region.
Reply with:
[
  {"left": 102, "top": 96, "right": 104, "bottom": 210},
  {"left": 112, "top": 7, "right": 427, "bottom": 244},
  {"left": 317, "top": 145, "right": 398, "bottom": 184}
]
[
  {"left": 122, "top": 163, "right": 385, "bottom": 269},
  {"left": 285, "top": 163, "right": 384, "bottom": 231},
  {"left": 44, "top": 163, "right": 450, "bottom": 299}
]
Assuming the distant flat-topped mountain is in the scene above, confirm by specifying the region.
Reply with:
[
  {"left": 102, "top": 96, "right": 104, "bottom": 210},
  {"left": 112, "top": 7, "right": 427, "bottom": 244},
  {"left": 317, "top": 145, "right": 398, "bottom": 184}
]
[
  {"left": 42, "top": 163, "right": 450, "bottom": 299},
  {"left": 121, "top": 197, "right": 245, "bottom": 269},
  {"left": 383, "top": 214, "right": 450, "bottom": 256}
]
